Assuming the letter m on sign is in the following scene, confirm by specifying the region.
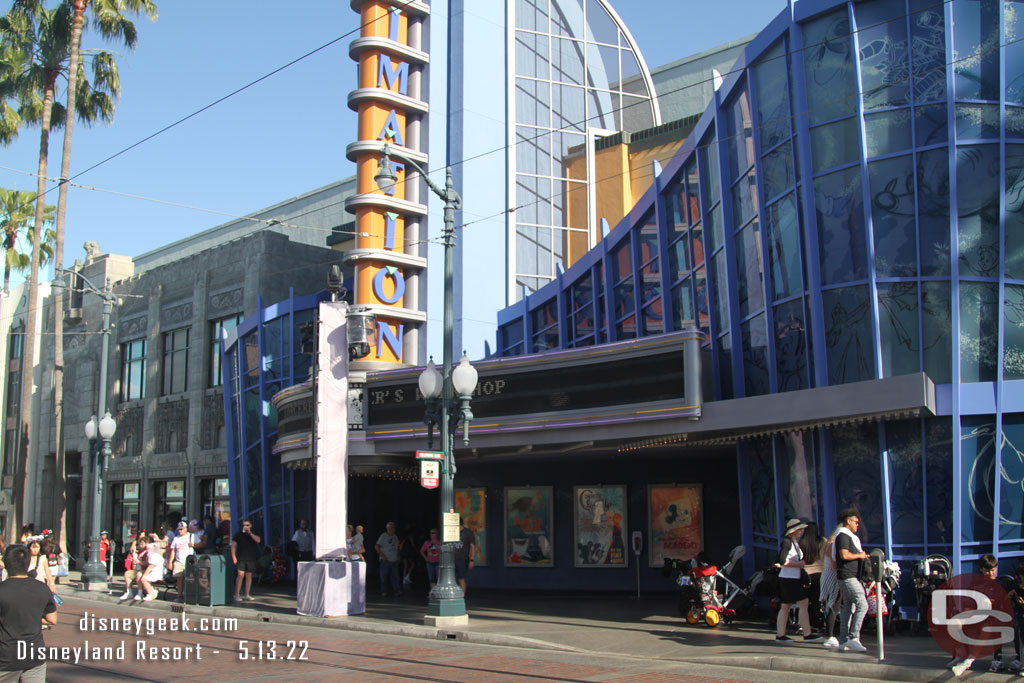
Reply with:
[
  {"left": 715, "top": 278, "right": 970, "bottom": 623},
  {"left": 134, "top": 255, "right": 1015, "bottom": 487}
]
[{"left": 378, "top": 57, "right": 409, "bottom": 95}]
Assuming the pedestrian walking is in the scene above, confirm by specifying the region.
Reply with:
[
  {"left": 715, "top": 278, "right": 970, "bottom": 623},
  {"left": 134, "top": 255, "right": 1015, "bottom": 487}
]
[
  {"left": 774, "top": 519, "right": 822, "bottom": 642},
  {"left": 834, "top": 508, "right": 869, "bottom": 653},
  {"left": 453, "top": 517, "right": 476, "bottom": 595},
  {"left": 420, "top": 529, "right": 441, "bottom": 586},
  {"left": 0, "top": 544, "right": 58, "bottom": 681},
  {"left": 375, "top": 522, "right": 401, "bottom": 596},
  {"left": 799, "top": 522, "right": 825, "bottom": 629},
  {"left": 819, "top": 524, "right": 843, "bottom": 648}
]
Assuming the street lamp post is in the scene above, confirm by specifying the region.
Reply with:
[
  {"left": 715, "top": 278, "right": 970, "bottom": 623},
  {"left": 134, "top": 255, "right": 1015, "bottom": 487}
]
[
  {"left": 59, "top": 268, "right": 117, "bottom": 591},
  {"left": 375, "top": 144, "right": 478, "bottom": 624}
]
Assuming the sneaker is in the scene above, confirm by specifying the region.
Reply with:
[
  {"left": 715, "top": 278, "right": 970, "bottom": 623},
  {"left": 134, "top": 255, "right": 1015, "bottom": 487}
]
[
  {"left": 142, "top": 593, "right": 156, "bottom": 602},
  {"left": 946, "top": 657, "right": 964, "bottom": 669},
  {"left": 822, "top": 637, "right": 840, "bottom": 648},
  {"left": 992, "top": 660, "right": 1006, "bottom": 673},
  {"left": 233, "top": 595, "right": 242, "bottom": 602},
  {"left": 840, "top": 639, "right": 867, "bottom": 653},
  {"left": 1011, "top": 659, "right": 1022, "bottom": 673},
  {"left": 803, "top": 632, "right": 824, "bottom": 643},
  {"left": 174, "top": 597, "right": 184, "bottom": 604},
  {"left": 119, "top": 591, "right": 132, "bottom": 600},
  {"left": 243, "top": 595, "right": 255, "bottom": 601},
  {"left": 132, "top": 593, "right": 143, "bottom": 601},
  {"left": 402, "top": 576, "right": 412, "bottom": 584},
  {"left": 952, "top": 659, "right": 975, "bottom": 677},
  {"left": 776, "top": 635, "right": 794, "bottom": 642}
]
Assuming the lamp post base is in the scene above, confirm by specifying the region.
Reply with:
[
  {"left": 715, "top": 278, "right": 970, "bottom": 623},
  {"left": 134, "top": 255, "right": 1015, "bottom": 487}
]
[
  {"left": 424, "top": 613, "right": 469, "bottom": 627},
  {"left": 80, "top": 560, "right": 108, "bottom": 592}
]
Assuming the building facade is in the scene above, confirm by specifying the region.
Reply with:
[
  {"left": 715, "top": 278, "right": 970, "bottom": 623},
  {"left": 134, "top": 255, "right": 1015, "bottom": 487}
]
[
  {"left": 4, "top": 177, "right": 353, "bottom": 557},
  {"left": 497, "top": 0, "right": 1024, "bottom": 575}
]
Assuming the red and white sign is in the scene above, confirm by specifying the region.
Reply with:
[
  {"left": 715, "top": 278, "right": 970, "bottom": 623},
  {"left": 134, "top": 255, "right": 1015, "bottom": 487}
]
[
  {"left": 420, "top": 460, "right": 439, "bottom": 489},
  {"left": 929, "top": 573, "right": 1014, "bottom": 658},
  {"left": 416, "top": 450, "right": 444, "bottom": 460}
]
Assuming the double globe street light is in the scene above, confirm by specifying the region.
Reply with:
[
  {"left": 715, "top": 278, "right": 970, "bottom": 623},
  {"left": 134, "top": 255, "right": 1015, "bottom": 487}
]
[{"left": 374, "top": 143, "right": 478, "bottom": 624}]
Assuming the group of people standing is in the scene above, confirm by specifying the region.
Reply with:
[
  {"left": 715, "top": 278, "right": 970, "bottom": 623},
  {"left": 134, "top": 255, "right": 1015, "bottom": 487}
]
[
  {"left": 775, "top": 508, "right": 871, "bottom": 653},
  {"left": 120, "top": 516, "right": 227, "bottom": 602},
  {"left": 373, "top": 520, "right": 476, "bottom": 597}
]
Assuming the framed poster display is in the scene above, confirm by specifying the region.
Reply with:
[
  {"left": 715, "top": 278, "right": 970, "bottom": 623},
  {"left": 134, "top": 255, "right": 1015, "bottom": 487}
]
[
  {"left": 455, "top": 488, "right": 488, "bottom": 566},
  {"left": 573, "top": 485, "right": 628, "bottom": 568},
  {"left": 648, "top": 484, "right": 703, "bottom": 567},
  {"left": 504, "top": 486, "right": 554, "bottom": 567}
]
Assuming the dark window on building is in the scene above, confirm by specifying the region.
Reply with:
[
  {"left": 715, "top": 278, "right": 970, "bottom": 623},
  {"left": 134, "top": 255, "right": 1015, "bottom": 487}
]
[
  {"left": 162, "top": 327, "right": 190, "bottom": 395},
  {"left": 121, "top": 339, "right": 147, "bottom": 401},
  {"left": 200, "top": 477, "right": 231, "bottom": 529},
  {"left": 152, "top": 480, "right": 185, "bottom": 531},
  {"left": 110, "top": 482, "right": 140, "bottom": 553},
  {"left": 210, "top": 314, "right": 243, "bottom": 387},
  {"left": 3, "top": 325, "right": 23, "bottom": 477}
]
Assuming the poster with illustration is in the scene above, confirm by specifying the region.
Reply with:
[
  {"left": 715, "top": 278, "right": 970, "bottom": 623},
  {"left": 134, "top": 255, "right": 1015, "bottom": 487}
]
[
  {"left": 504, "top": 486, "right": 554, "bottom": 567},
  {"left": 648, "top": 484, "right": 702, "bottom": 566},
  {"left": 455, "top": 488, "right": 487, "bottom": 566},
  {"left": 573, "top": 485, "right": 628, "bottom": 568}
]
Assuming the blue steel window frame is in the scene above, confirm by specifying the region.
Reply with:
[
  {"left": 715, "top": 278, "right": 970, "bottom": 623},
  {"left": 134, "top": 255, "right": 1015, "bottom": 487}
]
[{"left": 225, "top": 289, "right": 326, "bottom": 547}]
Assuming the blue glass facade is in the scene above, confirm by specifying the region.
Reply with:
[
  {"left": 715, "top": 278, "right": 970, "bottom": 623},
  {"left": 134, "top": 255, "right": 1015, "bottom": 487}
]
[
  {"left": 222, "top": 290, "right": 323, "bottom": 547},
  {"left": 496, "top": 0, "right": 1024, "bottom": 573}
]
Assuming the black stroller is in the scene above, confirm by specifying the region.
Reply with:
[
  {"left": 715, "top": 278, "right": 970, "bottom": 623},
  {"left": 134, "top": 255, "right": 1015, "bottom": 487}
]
[{"left": 911, "top": 554, "right": 952, "bottom": 633}]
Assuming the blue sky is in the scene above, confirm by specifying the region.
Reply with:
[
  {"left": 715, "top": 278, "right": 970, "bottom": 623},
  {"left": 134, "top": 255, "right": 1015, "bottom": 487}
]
[{"left": 0, "top": 0, "right": 787, "bottom": 280}]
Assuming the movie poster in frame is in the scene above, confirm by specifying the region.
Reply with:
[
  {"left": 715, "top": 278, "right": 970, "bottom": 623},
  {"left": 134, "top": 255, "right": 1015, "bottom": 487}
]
[
  {"left": 504, "top": 486, "right": 554, "bottom": 567},
  {"left": 648, "top": 484, "right": 703, "bottom": 567},
  {"left": 573, "top": 485, "right": 628, "bottom": 568},
  {"left": 455, "top": 488, "right": 487, "bottom": 566}
]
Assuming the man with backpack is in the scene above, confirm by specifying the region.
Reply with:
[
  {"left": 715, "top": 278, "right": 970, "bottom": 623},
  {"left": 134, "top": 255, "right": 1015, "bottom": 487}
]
[{"left": 834, "top": 508, "right": 869, "bottom": 653}]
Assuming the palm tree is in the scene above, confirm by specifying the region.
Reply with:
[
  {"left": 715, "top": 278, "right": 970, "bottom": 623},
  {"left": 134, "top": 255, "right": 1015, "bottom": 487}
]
[
  {"left": 0, "top": 187, "right": 55, "bottom": 294},
  {"left": 51, "top": 0, "right": 155, "bottom": 558},
  {"left": 0, "top": 0, "right": 120, "bottom": 536}
]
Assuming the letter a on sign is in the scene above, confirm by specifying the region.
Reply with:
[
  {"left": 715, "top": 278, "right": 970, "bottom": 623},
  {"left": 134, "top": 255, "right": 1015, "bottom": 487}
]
[{"left": 420, "top": 461, "right": 439, "bottom": 489}]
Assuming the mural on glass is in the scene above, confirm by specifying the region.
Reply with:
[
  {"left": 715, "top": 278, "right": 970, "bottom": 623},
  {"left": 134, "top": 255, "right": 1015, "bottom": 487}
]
[
  {"left": 573, "top": 485, "right": 628, "bottom": 568},
  {"left": 455, "top": 488, "right": 487, "bottom": 566},
  {"left": 504, "top": 486, "right": 554, "bottom": 567},
  {"left": 648, "top": 484, "right": 702, "bottom": 566}
]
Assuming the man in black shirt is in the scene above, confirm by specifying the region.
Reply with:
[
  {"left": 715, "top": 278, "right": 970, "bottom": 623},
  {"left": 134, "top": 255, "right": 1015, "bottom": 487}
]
[
  {"left": 0, "top": 544, "right": 58, "bottom": 681},
  {"left": 231, "top": 519, "right": 261, "bottom": 602},
  {"left": 834, "top": 508, "right": 869, "bottom": 653}
]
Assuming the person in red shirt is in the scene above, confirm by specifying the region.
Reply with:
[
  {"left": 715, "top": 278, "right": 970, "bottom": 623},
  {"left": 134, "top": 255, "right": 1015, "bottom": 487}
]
[{"left": 99, "top": 531, "right": 111, "bottom": 575}]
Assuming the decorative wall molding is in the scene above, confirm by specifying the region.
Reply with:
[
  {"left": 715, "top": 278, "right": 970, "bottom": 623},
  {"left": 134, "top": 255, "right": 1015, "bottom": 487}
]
[
  {"left": 201, "top": 393, "right": 225, "bottom": 450},
  {"left": 161, "top": 302, "right": 193, "bottom": 327},
  {"left": 154, "top": 399, "right": 189, "bottom": 454},
  {"left": 209, "top": 288, "right": 243, "bottom": 315},
  {"left": 118, "top": 316, "right": 148, "bottom": 341}
]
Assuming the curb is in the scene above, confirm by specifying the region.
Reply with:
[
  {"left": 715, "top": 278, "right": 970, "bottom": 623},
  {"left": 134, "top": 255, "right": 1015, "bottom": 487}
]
[
  {"left": 56, "top": 586, "right": 580, "bottom": 654},
  {"left": 685, "top": 654, "right": 947, "bottom": 683}
]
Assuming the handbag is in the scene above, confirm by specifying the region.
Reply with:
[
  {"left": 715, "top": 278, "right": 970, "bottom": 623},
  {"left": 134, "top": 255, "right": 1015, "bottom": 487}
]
[
  {"left": 124, "top": 554, "right": 134, "bottom": 571},
  {"left": 57, "top": 556, "right": 68, "bottom": 578}
]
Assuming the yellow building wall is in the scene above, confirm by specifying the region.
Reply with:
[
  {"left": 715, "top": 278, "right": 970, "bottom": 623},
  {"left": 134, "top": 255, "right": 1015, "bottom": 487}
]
[{"left": 563, "top": 136, "right": 687, "bottom": 268}]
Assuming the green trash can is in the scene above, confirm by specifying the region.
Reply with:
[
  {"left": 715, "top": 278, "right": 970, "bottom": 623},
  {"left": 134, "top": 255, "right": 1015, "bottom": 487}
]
[{"left": 184, "top": 554, "right": 233, "bottom": 606}]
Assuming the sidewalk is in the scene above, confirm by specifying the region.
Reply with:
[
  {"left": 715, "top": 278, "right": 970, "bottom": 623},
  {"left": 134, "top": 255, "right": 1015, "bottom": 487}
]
[{"left": 57, "top": 571, "right": 956, "bottom": 682}]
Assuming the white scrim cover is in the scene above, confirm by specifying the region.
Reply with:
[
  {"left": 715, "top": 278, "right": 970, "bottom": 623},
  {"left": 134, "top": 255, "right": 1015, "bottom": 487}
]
[{"left": 315, "top": 302, "right": 348, "bottom": 559}]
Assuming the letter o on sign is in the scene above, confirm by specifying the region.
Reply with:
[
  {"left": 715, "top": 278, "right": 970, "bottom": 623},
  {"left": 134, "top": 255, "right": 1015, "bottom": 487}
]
[{"left": 373, "top": 266, "right": 406, "bottom": 305}]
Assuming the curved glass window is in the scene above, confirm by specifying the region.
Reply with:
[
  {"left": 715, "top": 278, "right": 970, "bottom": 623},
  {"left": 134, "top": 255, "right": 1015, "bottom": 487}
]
[
  {"left": 953, "top": 0, "right": 1000, "bottom": 101},
  {"left": 856, "top": 0, "right": 910, "bottom": 110},
  {"left": 822, "top": 285, "right": 875, "bottom": 384},
  {"left": 1006, "top": 145, "right": 1024, "bottom": 279},
  {"left": 803, "top": 9, "right": 856, "bottom": 126},
  {"left": 957, "top": 145, "right": 1001, "bottom": 278},
  {"left": 511, "top": 0, "right": 660, "bottom": 299},
  {"left": 960, "top": 281, "right": 999, "bottom": 382},
  {"left": 774, "top": 298, "right": 808, "bottom": 392},
  {"left": 878, "top": 281, "right": 920, "bottom": 377},
  {"left": 815, "top": 167, "right": 867, "bottom": 285},
  {"left": 868, "top": 155, "right": 917, "bottom": 277}
]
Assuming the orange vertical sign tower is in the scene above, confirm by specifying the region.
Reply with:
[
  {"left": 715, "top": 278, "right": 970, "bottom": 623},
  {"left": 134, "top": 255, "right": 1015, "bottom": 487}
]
[{"left": 345, "top": 0, "right": 430, "bottom": 364}]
